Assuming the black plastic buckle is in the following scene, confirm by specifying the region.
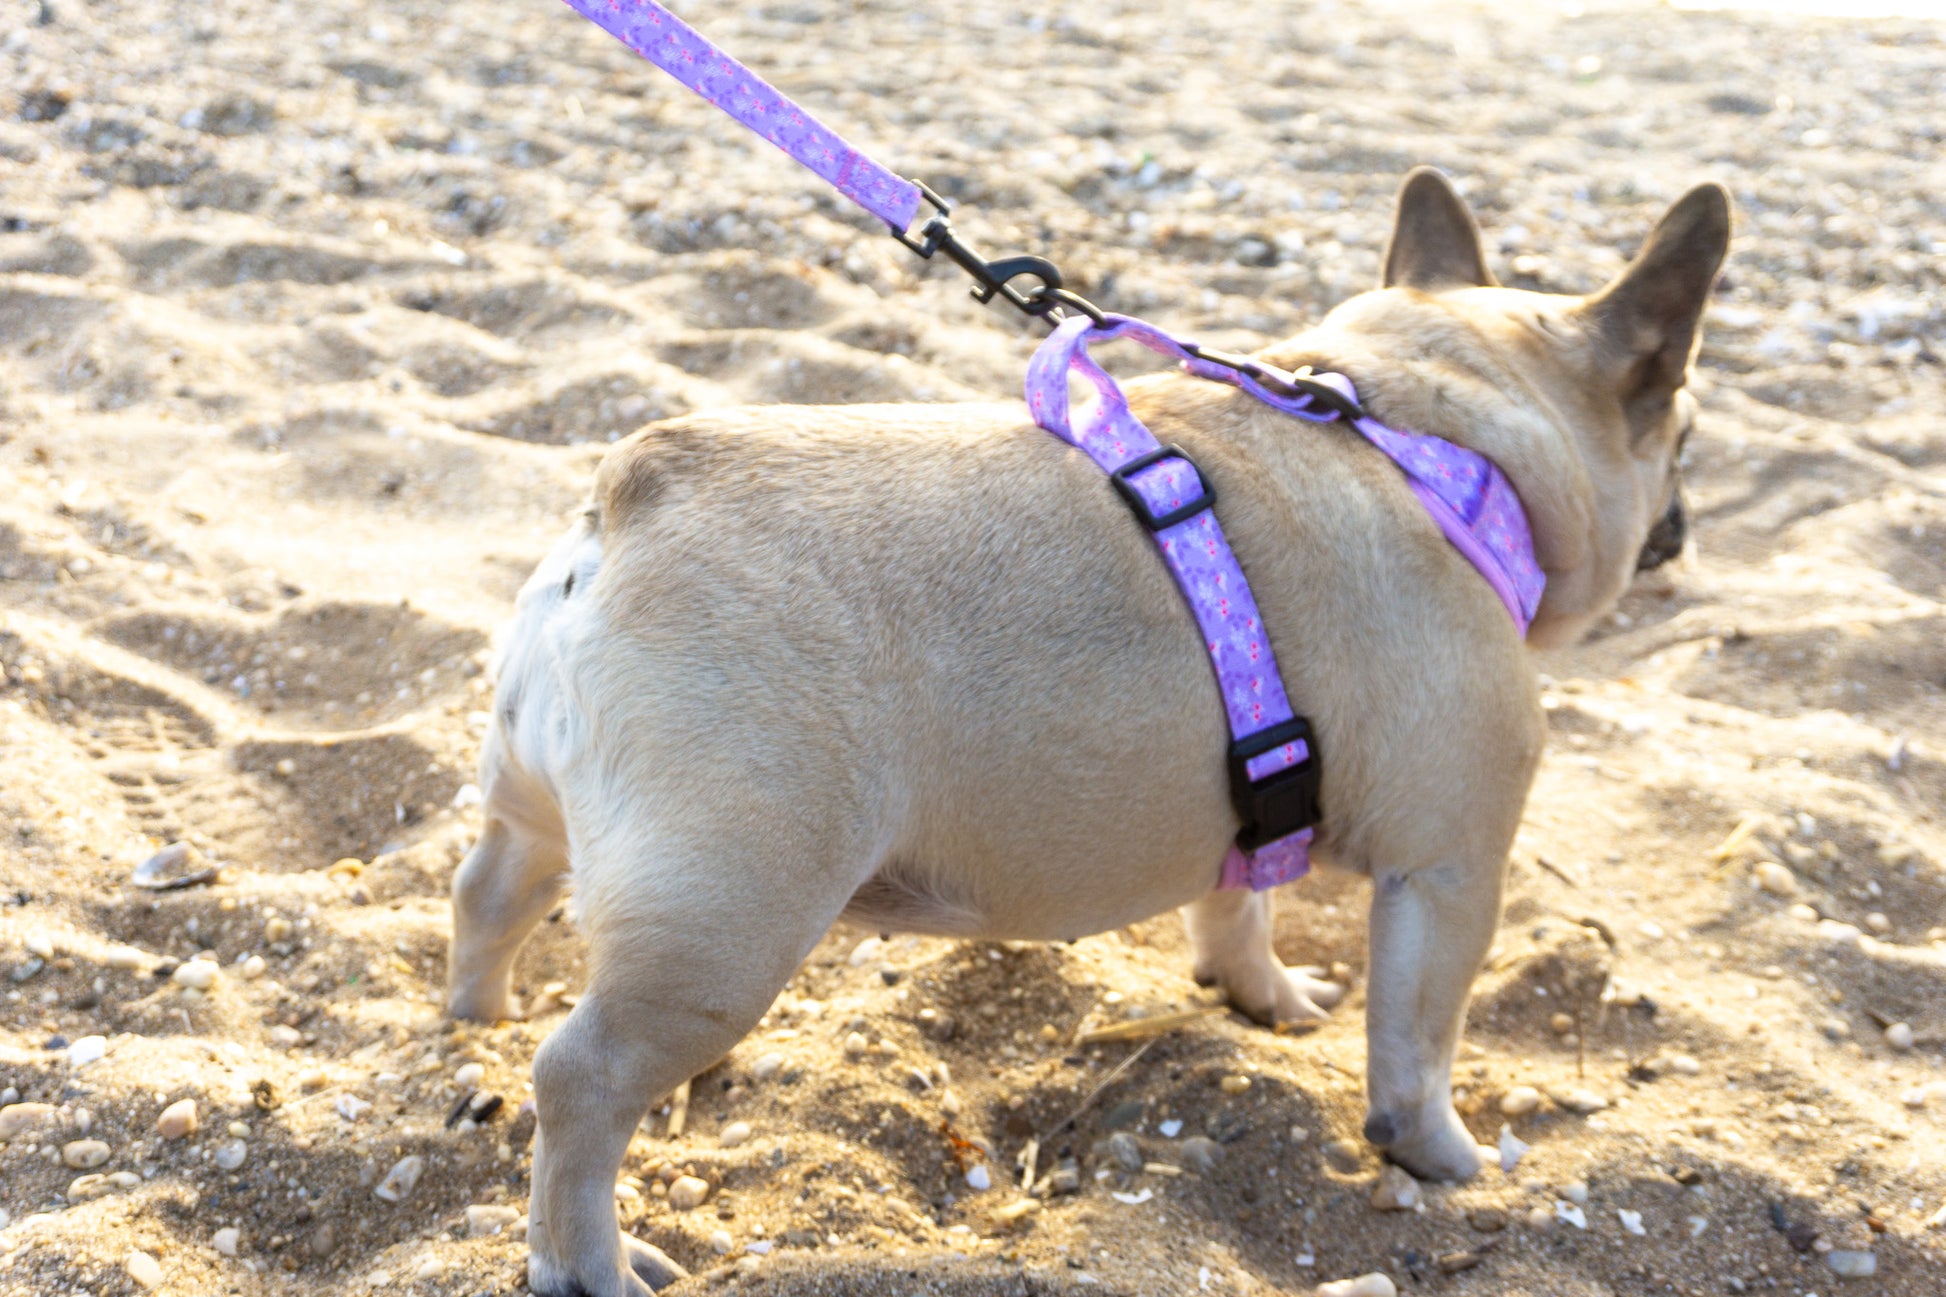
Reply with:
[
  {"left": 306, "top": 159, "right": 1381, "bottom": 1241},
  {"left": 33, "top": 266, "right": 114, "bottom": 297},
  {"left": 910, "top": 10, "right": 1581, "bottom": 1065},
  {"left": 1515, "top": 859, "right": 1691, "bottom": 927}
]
[
  {"left": 1228, "top": 716, "right": 1323, "bottom": 851},
  {"left": 1108, "top": 445, "right": 1216, "bottom": 531}
]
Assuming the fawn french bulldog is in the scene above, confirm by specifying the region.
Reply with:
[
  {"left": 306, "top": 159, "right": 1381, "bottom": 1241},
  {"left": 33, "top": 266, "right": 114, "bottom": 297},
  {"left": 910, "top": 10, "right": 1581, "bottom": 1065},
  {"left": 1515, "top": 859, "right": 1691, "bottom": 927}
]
[{"left": 447, "top": 167, "right": 1730, "bottom": 1295}]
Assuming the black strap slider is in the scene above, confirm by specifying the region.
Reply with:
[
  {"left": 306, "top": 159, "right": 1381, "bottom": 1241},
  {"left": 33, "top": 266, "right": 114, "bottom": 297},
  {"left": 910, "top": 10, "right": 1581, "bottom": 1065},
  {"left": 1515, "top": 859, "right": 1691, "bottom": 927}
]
[
  {"left": 1108, "top": 445, "right": 1216, "bottom": 532},
  {"left": 1228, "top": 716, "right": 1323, "bottom": 851}
]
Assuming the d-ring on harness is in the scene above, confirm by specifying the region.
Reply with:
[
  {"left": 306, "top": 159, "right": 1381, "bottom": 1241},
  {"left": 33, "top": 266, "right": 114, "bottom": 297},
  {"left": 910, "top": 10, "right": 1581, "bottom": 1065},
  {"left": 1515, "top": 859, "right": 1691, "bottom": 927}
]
[{"left": 558, "top": 0, "right": 1545, "bottom": 889}]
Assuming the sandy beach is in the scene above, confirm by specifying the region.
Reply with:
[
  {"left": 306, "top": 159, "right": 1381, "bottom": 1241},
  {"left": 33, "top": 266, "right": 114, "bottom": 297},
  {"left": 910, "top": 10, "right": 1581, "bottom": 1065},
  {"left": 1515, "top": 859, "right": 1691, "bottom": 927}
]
[{"left": 2, "top": 0, "right": 1943, "bottom": 1293}]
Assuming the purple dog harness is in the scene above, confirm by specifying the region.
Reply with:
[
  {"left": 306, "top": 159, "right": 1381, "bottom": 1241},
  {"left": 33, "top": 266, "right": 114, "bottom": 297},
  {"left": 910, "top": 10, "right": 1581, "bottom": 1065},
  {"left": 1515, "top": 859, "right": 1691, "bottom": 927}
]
[{"left": 560, "top": 0, "right": 1545, "bottom": 889}]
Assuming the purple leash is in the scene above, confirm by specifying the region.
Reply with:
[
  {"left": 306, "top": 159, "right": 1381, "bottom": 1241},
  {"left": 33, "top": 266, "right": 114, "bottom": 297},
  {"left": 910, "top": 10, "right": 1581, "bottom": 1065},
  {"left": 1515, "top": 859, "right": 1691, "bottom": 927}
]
[{"left": 556, "top": 0, "right": 1545, "bottom": 889}]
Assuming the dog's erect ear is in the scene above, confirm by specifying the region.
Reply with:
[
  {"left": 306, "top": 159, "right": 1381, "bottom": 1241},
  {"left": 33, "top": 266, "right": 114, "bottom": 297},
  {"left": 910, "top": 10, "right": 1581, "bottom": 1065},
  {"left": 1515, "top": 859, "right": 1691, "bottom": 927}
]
[
  {"left": 1580, "top": 183, "right": 1732, "bottom": 412},
  {"left": 1381, "top": 167, "right": 1497, "bottom": 291}
]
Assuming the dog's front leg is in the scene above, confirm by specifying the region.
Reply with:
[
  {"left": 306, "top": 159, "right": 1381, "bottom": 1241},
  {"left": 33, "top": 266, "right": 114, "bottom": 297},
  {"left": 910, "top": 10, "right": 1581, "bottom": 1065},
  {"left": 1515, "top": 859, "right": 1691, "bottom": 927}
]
[
  {"left": 1182, "top": 889, "right": 1343, "bottom": 1025},
  {"left": 1361, "top": 856, "right": 1503, "bottom": 1181}
]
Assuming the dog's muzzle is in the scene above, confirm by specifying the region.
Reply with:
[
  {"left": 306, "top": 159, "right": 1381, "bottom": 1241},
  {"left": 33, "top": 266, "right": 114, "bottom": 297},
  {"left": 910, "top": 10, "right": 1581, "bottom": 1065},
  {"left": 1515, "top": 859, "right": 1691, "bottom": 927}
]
[{"left": 1636, "top": 486, "right": 1687, "bottom": 570}]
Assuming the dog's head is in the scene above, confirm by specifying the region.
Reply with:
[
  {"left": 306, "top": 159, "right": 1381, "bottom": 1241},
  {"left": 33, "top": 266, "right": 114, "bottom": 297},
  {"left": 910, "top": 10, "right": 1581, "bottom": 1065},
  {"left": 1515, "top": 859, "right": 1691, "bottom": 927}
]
[{"left": 1277, "top": 167, "right": 1730, "bottom": 648}]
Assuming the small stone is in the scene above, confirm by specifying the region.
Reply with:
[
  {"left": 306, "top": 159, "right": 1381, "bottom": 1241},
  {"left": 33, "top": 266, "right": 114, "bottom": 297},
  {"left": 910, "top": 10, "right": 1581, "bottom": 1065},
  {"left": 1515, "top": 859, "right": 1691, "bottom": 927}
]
[
  {"left": 62, "top": 1138, "right": 110, "bottom": 1168},
  {"left": 710, "top": 1228, "right": 735, "bottom": 1254},
  {"left": 842, "top": 1032, "right": 868, "bottom": 1059},
  {"left": 1618, "top": 1208, "right": 1645, "bottom": 1235},
  {"left": 1369, "top": 1164, "right": 1422, "bottom": 1211},
  {"left": 127, "top": 1250, "right": 164, "bottom": 1288},
  {"left": 24, "top": 933, "right": 55, "bottom": 960},
  {"left": 66, "top": 1034, "right": 107, "bottom": 1066},
  {"left": 1468, "top": 1207, "right": 1509, "bottom": 1232},
  {"left": 965, "top": 1164, "right": 992, "bottom": 1191},
  {"left": 454, "top": 1062, "right": 485, "bottom": 1090},
  {"left": 1106, "top": 1131, "right": 1144, "bottom": 1172},
  {"left": 719, "top": 1121, "right": 753, "bottom": 1149},
  {"left": 667, "top": 1175, "right": 711, "bottom": 1210},
  {"left": 1498, "top": 1125, "right": 1531, "bottom": 1172},
  {"left": 1499, "top": 1086, "right": 1543, "bottom": 1116},
  {"left": 1315, "top": 1273, "right": 1397, "bottom": 1297},
  {"left": 1548, "top": 1012, "right": 1574, "bottom": 1034},
  {"left": 1753, "top": 861, "right": 1799, "bottom": 897},
  {"left": 172, "top": 959, "right": 218, "bottom": 991},
  {"left": 1526, "top": 1205, "right": 1554, "bottom": 1229},
  {"left": 1322, "top": 1138, "right": 1364, "bottom": 1174},
  {"left": 264, "top": 916, "right": 293, "bottom": 943},
  {"left": 374, "top": 1154, "right": 424, "bottom": 1202},
  {"left": 1219, "top": 1074, "right": 1252, "bottom": 1095},
  {"left": 1181, "top": 1136, "right": 1222, "bottom": 1175},
  {"left": 1903, "top": 1080, "right": 1946, "bottom": 1109},
  {"left": 335, "top": 1093, "right": 371, "bottom": 1123},
  {"left": 465, "top": 1204, "right": 520, "bottom": 1238},
  {"left": 156, "top": 1098, "right": 199, "bottom": 1140},
  {"left": 213, "top": 1226, "right": 240, "bottom": 1256},
  {"left": 1865, "top": 912, "right": 1890, "bottom": 933},
  {"left": 309, "top": 1222, "right": 339, "bottom": 1258},
  {"left": 1546, "top": 1087, "right": 1609, "bottom": 1115},
  {"left": 1885, "top": 1022, "right": 1914, "bottom": 1051},
  {"left": 848, "top": 936, "right": 885, "bottom": 966},
  {"left": 214, "top": 1138, "right": 248, "bottom": 1170},
  {"left": 1668, "top": 1054, "right": 1702, "bottom": 1076},
  {"left": 105, "top": 946, "right": 149, "bottom": 970},
  {"left": 240, "top": 955, "right": 267, "bottom": 980},
  {"left": 1825, "top": 1249, "right": 1877, "bottom": 1278},
  {"left": 751, "top": 1052, "right": 785, "bottom": 1081},
  {"left": 0, "top": 1102, "right": 56, "bottom": 1139},
  {"left": 1561, "top": 1180, "right": 1589, "bottom": 1205}
]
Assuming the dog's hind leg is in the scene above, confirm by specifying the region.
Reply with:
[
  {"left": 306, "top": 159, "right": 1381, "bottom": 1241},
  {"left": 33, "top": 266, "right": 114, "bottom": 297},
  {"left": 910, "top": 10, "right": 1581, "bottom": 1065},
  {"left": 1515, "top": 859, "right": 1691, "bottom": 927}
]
[
  {"left": 448, "top": 802, "right": 569, "bottom": 1023},
  {"left": 525, "top": 823, "right": 853, "bottom": 1297},
  {"left": 1361, "top": 853, "right": 1503, "bottom": 1182},
  {"left": 1182, "top": 889, "right": 1344, "bottom": 1026}
]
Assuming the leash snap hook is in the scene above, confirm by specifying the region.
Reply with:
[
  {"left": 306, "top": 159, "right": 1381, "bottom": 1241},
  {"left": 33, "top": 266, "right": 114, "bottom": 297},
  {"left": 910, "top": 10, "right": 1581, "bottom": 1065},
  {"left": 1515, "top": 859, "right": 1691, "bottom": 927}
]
[{"left": 889, "top": 179, "right": 1103, "bottom": 326}]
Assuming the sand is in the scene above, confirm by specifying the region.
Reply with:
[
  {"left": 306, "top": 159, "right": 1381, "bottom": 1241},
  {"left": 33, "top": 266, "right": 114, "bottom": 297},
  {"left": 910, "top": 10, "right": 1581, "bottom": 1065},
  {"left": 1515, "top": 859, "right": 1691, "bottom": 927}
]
[{"left": 2, "top": 0, "right": 1944, "bottom": 1293}]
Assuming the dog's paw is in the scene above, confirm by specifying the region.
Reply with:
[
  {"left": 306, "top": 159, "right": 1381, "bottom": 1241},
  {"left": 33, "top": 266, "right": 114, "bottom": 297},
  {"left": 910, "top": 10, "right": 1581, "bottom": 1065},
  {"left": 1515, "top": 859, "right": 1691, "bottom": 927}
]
[
  {"left": 1367, "top": 1104, "right": 1481, "bottom": 1183},
  {"left": 624, "top": 1235, "right": 689, "bottom": 1291},
  {"left": 529, "top": 1253, "right": 655, "bottom": 1297},
  {"left": 446, "top": 984, "right": 521, "bottom": 1023}
]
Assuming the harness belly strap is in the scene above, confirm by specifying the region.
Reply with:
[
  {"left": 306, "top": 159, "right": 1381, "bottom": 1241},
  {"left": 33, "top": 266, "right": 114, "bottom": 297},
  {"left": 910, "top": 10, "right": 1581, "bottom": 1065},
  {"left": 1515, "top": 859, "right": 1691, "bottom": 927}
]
[{"left": 1027, "top": 314, "right": 1544, "bottom": 892}]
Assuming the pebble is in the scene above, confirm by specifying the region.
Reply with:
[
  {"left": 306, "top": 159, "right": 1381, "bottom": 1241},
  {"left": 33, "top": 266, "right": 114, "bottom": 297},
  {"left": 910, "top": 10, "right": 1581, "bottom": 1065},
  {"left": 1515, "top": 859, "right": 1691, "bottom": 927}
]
[
  {"left": 214, "top": 1138, "right": 248, "bottom": 1170},
  {"left": 848, "top": 936, "right": 885, "bottom": 966},
  {"left": 1369, "top": 1164, "right": 1422, "bottom": 1211},
  {"left": 719, "top": 1121, "right": 753, "bottom": 1149},
  {"left": 1498, "top": 1124, "right": 1531, "bottom": 1172},
  {"left": 213, "top": 1226, "right": 240, "bottom": 1256},
  {"left": 0, "top": 1102, "right": 56, "bottom": 1138},
  {"left": 264, "top": 916, "right": 293, "bottom": 943},
  {"left": 842, "top": 1031, "right": 869, "bottom": 1059},
  {"left": 1321, "top": 1138, "right": 1364, "bottom": 1174},
  {"left": 668, "top": 1175, "right": 711, "bottom": 1209},
  {"left": 1546, "top": 1086, "right": 1609, "bottom": 1115},
  {"left": 1315, "top": 1273, "right": 1396, "bottom": 1297},
  {"left": 335, "top": 1094, "right": 371, "bottom": 1123},
  {"left": 1884, "top": 1022, "right": 1914, "bottom": 1051},
  {"left": 1825, "top": 1249, "right": 1877, "bottom": 1278},
  {"left": 172, "top": 959, "right": 218, "bottom": 991},
  {"left": 1468, "top": 1207, "right": 1509, "bottom": 1232},
  {"left": 1499, "top": 1086, "right": 1543, "bottom": 1116},
  {"left": 131, "top": 841, "right": 216, "bottom": 890},
  {"left": 105, "top": 946, "right": 148, "bottom": 970},
  {"left": 1181, "top": 1136, "right": 1222, "bottom": 1174},
  {"left": 67, "top": 1035, "right": 107, "bottom": 1066},
  {"left": 464, "top": 1204, "right": 520, "bottom": 1238},
  {"left": 126, "top": 1250, "right": 164, "bottom": 1288},
  {"left": 751, "top": 1052, "right": 785, "bottom": 1081},
  {"left": 965, "top": 1164, "right": 992, "bottom": 1191},
  {"left": 1901, "top": 1081, "right": 1946, "bottom": 1109},
  {"left": 1106, "top": 1131, "right": 1144, "bottom": 1172},
  {"left": 1561, "top": 1180, "right": 1589, "bottom": 1205},
  {"left": 1618, "top": 1208, "right": 1646, "bottom": 1235},
  {"left": 240, "top": 954, "right": 267, "bottom": 979},
  {"left": 1668, "top": 1054, "right": 1702, "bottom": 1076},
  {"left": 1219, "top": 1074, "right": 1252, "bottom": 1095},
  {"left": 454, "top": 1062, "right": 485, "bottom": 1090},
  {"left": 374, "top": 1154, "right": 424, "bottom": 1202},
  {"left": 710, "top": 1228, "right": 735, "bottom": 1254},
  {"left": 156, "top": 1098, "right": 199, "bottom": 1139},
  {"left": 61, "top": 1138, "right": 110, "bottom": 1168},
  {"left": 1548, "top": 1012, "right": 1574, "bottom": 1034},
  {"left": 24, "top": 932, "right": 55, "bottom": 959},
  {"left": 1753, "top": 861, "right": 1799, "bottom": 897}
]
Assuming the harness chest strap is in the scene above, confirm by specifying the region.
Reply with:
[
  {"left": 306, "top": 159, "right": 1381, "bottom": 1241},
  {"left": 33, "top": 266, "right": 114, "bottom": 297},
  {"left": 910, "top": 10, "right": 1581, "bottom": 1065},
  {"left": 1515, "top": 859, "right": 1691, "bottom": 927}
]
[{"left": 1027, "top": 314, "right": 1544, "bottom": 891}]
